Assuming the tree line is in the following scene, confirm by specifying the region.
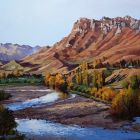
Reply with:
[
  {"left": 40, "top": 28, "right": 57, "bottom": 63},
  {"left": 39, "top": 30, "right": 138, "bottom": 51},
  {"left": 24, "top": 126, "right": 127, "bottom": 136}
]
[{"left": 44, "top": 60, "right": 140, "bottom": 119}]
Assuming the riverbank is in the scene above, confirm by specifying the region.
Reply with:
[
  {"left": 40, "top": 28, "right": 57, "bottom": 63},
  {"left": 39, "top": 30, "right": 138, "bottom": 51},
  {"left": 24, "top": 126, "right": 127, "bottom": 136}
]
[
  {"left": 13, "top": 96, "right": 115, "bottom": 127},
  {"left": 0, "top": 85, "right": 51, "bottom": 104},
  {"left": 1, "top": 85, "right": 140, "bottom": 132},
  {"left": 14, "top": 95, "right": 134, "bottom": 130}
]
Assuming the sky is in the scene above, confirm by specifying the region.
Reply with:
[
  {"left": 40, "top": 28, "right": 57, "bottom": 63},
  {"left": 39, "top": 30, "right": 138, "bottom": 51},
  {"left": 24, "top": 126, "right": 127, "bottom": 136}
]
[{"left": 0, "top": 0, "right": 140, "bottom": 47}]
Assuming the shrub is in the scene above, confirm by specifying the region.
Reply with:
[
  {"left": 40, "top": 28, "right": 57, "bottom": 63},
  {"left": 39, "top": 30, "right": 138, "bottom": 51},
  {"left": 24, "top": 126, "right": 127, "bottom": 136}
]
[
  {"left": 103, "top": 69, "right": 113, "bottom": 78},
  {"left": 130, "top": 75, "right": 140, "bottom": 89},
  {"left": 0, "top": 107, "right": 17, "bottom": 135},
  {"left": 58, "top": 82, "right": 68, "bottom": 93},
  {"left": 0, "top": 106, "right": 25, "bottom": 139},
  {"left": 102, "top": 87, "right": 116, "bottom": 101},
  {"left": 68, "top": 82, "right": 74, "bottom": 90},
  {"left": 94, "top": 87, "right": 116, "bottom": 101},
  {"left": 86, "top": 88, "right": 91, "bottom": 94},
  {"left": 73, "top": 84, "right": 79, "bottom": 91},
  {"left": 0, "top": 90, "right": 11, "bottom": 101},
  {"left": 111, "top": 87, "right": 140, "bottom": 118},
  {"left": 122, "top": 80, "right": 129, "bottom": 89},
  {"left": 90, "top": 87, "right": 98, "bottom": 96}
]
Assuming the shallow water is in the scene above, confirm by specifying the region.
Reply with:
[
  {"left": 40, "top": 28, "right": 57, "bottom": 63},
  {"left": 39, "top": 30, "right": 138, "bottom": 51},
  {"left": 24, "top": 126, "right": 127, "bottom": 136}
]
[
  {"left": 16, "top": 119, "right": 140, "bottom": 140},
  {"left": 6, "top": 90, "right": 75, "bottom": 111},
  {"left": 5, "top": 87, "right": 140, "bottom": 140}
]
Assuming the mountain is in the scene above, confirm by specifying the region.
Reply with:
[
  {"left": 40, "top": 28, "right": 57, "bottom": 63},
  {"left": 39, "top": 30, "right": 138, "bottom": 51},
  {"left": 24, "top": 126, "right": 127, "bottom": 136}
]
[
  {"left": 23, "top": 16, "right": 140, "bottom": 73},
  {"left": 0, "top": 43, "right": 41, "bottom": 61}
]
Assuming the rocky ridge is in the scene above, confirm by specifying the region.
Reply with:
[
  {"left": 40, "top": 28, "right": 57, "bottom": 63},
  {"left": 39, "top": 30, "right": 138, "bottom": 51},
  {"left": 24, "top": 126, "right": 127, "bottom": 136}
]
[{"left": 23, "top": 16, "right": 140, "bottom": 73}]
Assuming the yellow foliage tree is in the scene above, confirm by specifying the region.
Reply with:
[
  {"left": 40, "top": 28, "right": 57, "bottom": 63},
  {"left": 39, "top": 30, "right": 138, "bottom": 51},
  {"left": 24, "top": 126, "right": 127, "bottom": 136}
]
[
  {"left": 44, "top": 71, "right": 51, "bottom": 86},
  {"left": 111, "top": 87, "right": 140, "bottom": 118},
  {"left": 48, "top": 75, "right": 55, "bottom": 89},
  {"left": 55, "top": 73, "right": 65, "bottom": 89},
  {"left": 81, "top": 62, "right": 88, "bottom": 85}
]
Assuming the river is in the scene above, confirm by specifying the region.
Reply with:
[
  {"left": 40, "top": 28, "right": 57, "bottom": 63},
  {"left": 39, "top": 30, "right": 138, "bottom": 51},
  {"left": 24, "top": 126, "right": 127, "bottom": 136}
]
[{"left": 5, "top": 86, "right": 140, "bottom": 140}]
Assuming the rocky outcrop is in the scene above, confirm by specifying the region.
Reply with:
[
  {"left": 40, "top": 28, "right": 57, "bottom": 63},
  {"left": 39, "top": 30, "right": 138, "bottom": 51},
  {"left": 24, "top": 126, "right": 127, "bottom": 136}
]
[{"left": 23, "top": 16, "right": 140, "bottom": 73}]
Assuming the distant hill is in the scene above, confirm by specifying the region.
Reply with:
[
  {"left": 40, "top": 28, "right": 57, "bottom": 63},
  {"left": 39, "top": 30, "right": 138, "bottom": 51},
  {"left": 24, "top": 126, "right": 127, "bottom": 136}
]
[
  {"left": 23, "top": 16, "right": 140, "bottom": 74},
  {"left": 1, "top": 60, "right": 24, "bottom": 71},
  {"left": 0, "top": 43, "right": 41, "bottom": 61}
]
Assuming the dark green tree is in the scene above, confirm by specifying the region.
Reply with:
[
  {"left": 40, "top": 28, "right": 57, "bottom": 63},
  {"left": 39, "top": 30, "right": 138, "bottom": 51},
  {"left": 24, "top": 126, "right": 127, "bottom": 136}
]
[
  {"left": 0, "top": 108, "right": 17, "bottom": 135},
  {"left": 130, "top": 75, "right": 139, "bottom": 89}
]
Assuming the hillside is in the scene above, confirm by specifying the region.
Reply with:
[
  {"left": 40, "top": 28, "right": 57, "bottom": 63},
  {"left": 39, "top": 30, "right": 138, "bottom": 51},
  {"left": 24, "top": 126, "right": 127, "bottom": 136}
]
[
  {"left": 23, "top": 16, "right": 140, "bottom": 73},
  {"left": 0, "top": 43, "right": 41, "bottom": 61},
  {"left": 1, "top": 60, "right": 24, "bottom": 71}
]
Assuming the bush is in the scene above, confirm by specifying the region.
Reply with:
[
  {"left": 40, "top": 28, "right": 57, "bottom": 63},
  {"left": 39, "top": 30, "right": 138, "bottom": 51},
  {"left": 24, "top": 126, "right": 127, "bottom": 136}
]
[
  {"left": 0, "top": 106, "right": 25, "bottom": 139},
  {"left": 103, "top": 69, "right": 113, "bottom": 78},
  {"left": 77, "top": 85, "right": 88, "bottom": 93},
  {"left": 0, "top": 90, "right": 11, "bottom": 101},
  {"left": 122, "top": 80, "right": 129, "bottom": 89},
  {"left": 72, "top": 84, "right": 79, "bottom": 91},
  {"left": 58, "top": 82, "right": 68, "bottom": 93},
  {"left": 68, "top": 82, "right": 74, "bottom": 90},
  {"left": 93, "top": 87, "right": 116, "bottom": 101},
  {"left": 111, "top": 87, "right": 140, "bottom": 118},
  {"left": 130, "top": 75, "right": 140, "bottom": 89},
  {"left": 90, "top": 87, "right": 98, "bottom": 96},
  {"left": 0, "top": 107, "right": 17, "bottom": 135}
]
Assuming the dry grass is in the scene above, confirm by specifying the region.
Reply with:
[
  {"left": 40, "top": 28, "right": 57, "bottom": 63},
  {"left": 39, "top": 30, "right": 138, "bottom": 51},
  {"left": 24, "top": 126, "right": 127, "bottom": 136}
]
[{"left": 44, "top": 101, "right": 108, "bottom": 112}]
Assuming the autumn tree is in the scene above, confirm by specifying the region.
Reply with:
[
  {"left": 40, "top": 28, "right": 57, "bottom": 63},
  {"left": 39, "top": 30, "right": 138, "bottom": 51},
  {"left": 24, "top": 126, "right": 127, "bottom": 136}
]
[
  {"left": 93, "top": 69, "right": 98, "bottom": 88},
  {"left": 75, "top": 67, "right": 82, "bottom": 85},
  {"left": 55, "top": 73, "right": 68, "bottom": 92},
  {"left": 97, "top": 71, "right": 105, "bottom": 88},
  {"left": 55, "top": 73, "right": 65, "bottom": 88},
  {"left": 92, "top": 70, "right": 105, "bottom": 89},
  {"left": 130, "top": 75, "right": 139, "bottom": 89},
  {"left": 44, "top": 71, "right": 51, "bottom": 86},
  {"left": 48, "top": 75, "right": 56, "bottom": 89},
  {"left": 111, "top": 87, "right": 140, "bottom": 118},
  {"left": 93, "top": 59, "right": 97, "bottom": 69},
  {"left": 81, "top": 62, "right": 88, "bottom": 85}
]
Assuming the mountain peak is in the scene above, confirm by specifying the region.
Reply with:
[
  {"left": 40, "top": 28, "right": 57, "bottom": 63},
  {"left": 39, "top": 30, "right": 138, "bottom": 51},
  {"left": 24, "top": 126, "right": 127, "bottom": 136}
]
[{"left": 23, "top": 16, "right": 140, "bottom": 73}]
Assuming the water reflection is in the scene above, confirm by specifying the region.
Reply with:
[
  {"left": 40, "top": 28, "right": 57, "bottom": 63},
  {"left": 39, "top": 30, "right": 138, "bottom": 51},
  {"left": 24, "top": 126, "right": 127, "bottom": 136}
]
[
  {"left": 58, "top": 92, "right": 69, "bottom": 100},
  {"left": 6, "top": 90, "right": 75, "bottom": 111},
  {"left": 16, "top": 119, "right": 140, "bottom": 140},
  {"left": 6, "top": 88, "right": 140, "bottom": 140}
]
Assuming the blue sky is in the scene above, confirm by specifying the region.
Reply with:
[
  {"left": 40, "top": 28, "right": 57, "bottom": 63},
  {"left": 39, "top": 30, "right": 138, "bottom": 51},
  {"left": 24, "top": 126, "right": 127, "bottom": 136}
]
[{"left": 0, "top": 0, "right": 140, "bottom": 46}]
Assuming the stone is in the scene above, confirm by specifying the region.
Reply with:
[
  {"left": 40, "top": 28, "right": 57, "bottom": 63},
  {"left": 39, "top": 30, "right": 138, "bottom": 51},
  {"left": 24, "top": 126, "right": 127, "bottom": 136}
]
[
  {"left": 84, "top": 23, "right": 87, "bottom": 29},
  {"left": 103, "top": 26, "right": 108, "bottom": 35},
  {"left": 90, "top": 20, "right": 95, "bottom": 31},
  {"left": 66, "top": 44, "right": 71, "bottom": 48},
  {"left": 115, "top": 26, "right": 122, "bottom": 35},
  {"left": 121, "top": 22, "right": 126, "bottom": 28},
  {"left": 136, "top": 25, "right": 140, "bottom": 33},
  {"left": 74, "top": 26, "right": 83, "bottom": 34}
]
